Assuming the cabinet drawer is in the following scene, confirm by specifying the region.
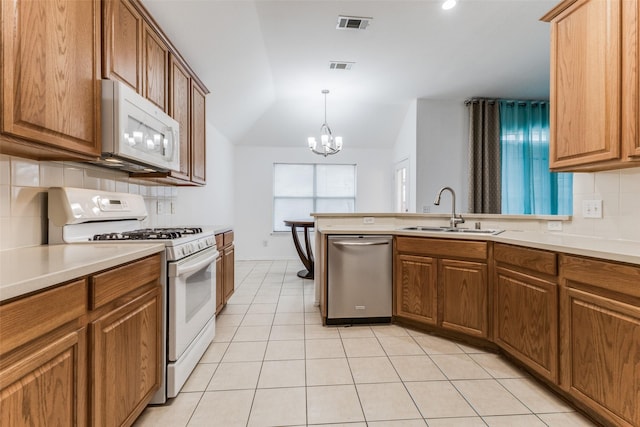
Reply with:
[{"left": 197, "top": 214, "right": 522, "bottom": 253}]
[
  {"left": 215, "top": 233, "right": 223, "bottom": 249},
  {"left": 495, "top": 243, "right": 557, "bottom": 276},
  {"left": 223, "top": 231, "right": 234, "bottom": 247},
  {"left": 561, "top": 255, "right": 640, "bottom": 299},
  {"left": 0, "top": 279, "right": 87, "bottom": 355},
  {"left": 396, "top": 237, "right": 487, "bottom": 260},
  {"left": 90, "top": 254, "right": 161, "bottom": 309}
]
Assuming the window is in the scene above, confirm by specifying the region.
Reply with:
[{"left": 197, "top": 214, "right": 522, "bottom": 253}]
[
  {"left": 500, "top": 101, "right": 572, "bottom": 215},
  {"left": 273, "top": 163, "right": 356, "bottom": 232}
]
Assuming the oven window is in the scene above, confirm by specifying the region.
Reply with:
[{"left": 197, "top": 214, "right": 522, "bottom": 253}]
[{"left": 185, "top": 263, "right": 214, "bottom": 322}]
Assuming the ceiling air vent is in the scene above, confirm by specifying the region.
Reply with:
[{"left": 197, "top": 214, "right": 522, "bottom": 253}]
[
  {"left": 329, "top": 61, "right": 355, "bottom": 70},
  {"left": 336, "top": 15, "right": 372, "bottom": 30}
]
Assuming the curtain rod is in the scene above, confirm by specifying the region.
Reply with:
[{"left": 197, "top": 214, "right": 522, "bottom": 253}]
[{"left": 464, "top": 98, "right": 549, "bottom": 106}]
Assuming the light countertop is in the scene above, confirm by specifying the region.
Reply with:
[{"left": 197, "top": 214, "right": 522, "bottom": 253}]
[
  {"left": 0, "top": 243, "right": 165, "bottom": 302},
  {"left": 317, "top": 226, "right": 640, "bottom": 265}
]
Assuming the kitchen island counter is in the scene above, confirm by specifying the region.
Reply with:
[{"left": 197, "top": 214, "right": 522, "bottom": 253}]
[{"left": 0, "top": 243, "right": 165, "bottom": 302}]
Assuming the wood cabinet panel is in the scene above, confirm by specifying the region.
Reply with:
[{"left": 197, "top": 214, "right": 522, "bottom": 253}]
[
  {"left": 223, "top": 245, "right": 235, "bottom": 301},
  {"left": 494, "top": 243, "right": 557, "bottom": 276},
  {"left": 396, "top": 237, "right": 487, "bottom": 260},
  {"left": 102, "top": 0, "right": 142, "bottom": 91},
  {"left": 1, "top": 0, "right": 101, "bottom": 158},
  {"left": 191, "top": 82, "right": 207, "bottom": 184},
  {"left": 0, "top": 279, "right": 86, "bottom": 355},
  {"left": 395, "top": 254, "right": 438, "bottom": 325},
  {"left": 91, "top": 286, "right": 161, "bottom": 427},
  {"left": 561, "top": 286, "right": 640, "bottom": 426},
  {"left": 495, "top": 267, "right": 558, "bottom": 381},
  {"left": 440, "top": 259, "right": 488, "bottom": 338},
  {"left": 623, "top": 0, "right": 640, "bottom": 158},
  {"left": 90, "top": 254, "right": 161, "bottom": 309},
  {"left": 0, "top": 328, "right": 86, "bottom": 427},
  {"left": 169, "top": 55, "right": 191, "bottom": 181},
  {"left": 142, "top": 23, "right": 168, "bottom": 111}
]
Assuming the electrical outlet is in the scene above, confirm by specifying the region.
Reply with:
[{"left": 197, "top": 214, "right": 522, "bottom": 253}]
[
  {"left": 422, "top": 205, "right": 431, "bottom": 213},
  {"left": 582, "top": 199, "right": 603, "bottom": 218},
  {"left": 363, "top": 217, "right": 375, "bottom": 224},
  {"left": 547, "top": 220, "right": 563, "bottom": 231}
]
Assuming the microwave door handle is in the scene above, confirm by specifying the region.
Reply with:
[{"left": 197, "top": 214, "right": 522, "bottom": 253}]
[{"left": 172, "top": 249, "right": 218, "bottom": 277}]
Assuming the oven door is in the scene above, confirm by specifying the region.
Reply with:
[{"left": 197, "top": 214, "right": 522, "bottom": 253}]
[{"left": 168, "top": 246, "right": 218, "bottom": 361}]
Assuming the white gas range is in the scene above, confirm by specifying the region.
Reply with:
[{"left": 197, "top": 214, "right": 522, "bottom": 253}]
[{"left": 48, "top": 187, "right": 218, "bottom": 404}]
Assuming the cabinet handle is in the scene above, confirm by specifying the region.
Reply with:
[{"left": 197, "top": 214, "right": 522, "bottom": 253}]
[{"left": 332, "top": 241, "right": 390, "bottom": 247}]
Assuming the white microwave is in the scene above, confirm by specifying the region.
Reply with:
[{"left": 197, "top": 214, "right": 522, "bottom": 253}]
[{"left": 100, "top": 79, "right": 180, "bottom": 172}]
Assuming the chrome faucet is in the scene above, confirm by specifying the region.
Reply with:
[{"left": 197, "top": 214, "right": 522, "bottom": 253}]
[{"left": 433, "top": 186, "right": 465, "bottom": 228}]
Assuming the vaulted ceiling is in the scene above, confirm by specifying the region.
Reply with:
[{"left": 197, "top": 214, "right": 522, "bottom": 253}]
[{"left": 141, "top": 0, "right": 557, "bottom": 148}]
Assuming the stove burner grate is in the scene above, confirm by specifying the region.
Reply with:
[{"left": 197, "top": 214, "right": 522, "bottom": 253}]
[{"left": 92, "top": 227, "right": 203, "bottom": 241}]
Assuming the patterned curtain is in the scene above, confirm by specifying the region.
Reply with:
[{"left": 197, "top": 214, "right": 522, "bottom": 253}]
[{"left": 467, "top": 99, "right": 501, "bottom": 213}]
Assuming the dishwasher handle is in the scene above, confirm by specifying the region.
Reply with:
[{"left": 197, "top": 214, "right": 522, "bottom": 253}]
[{"left": 332, "top": 240, "right": 390, "bottom": 247}]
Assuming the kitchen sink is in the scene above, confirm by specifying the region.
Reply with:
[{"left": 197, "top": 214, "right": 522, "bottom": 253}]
[{"left": 401, "top": 226, "right": 504, "bottom": 235}]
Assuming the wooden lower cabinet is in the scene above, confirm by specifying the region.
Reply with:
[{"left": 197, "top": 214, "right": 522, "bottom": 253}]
[
  {"left": 394, "top": 237, "right": 489, "bottom": 338},
  {"left": 440, "top": 259, "right": 488, "bottom": 338},
  {"left": 0, "top": 328, "right": 87, "bottom": 427},
  {"left": 91, "top": 286, "right": 161, "bottom": 427},
  {"left": 560, "top": 255, "right": 640, "bottom": 427},
  {"left": 0, "top": 254, "right": 162, "bottom": 427},
  {"left": 395, "top": 254, "right": 438, "bottom": 325},
  {"left": 215, "top": 230, "right": 235, "bottom": 314},
  {"left": 493, "top": 243, "right": 559, "bottom": 382}
]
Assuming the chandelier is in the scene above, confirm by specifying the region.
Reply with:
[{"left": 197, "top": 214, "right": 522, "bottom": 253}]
[{"left": 307, "top": 89, "right": 343, "bottom": 157}]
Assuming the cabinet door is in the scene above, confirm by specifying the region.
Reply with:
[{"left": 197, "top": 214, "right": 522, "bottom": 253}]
[
  {"left": 223, "top": 245, "right": 235, "bottom": 301},
  {"left": 623, "top": 0, "right": 640, "bottom": 159},
  {"left": 91, "top": 287, "right": 161, "bottom": 427},
  {"left": 215, "top": 254, "right": 224, "bottom": 314},
  {"left": 561, "top": 286, "right": 640, "bottom": 427},
  {"left": 169, "top": 55, "right": 191, "bottom": 181},
  {"left": 191, "top": 82, "right": 207, "bottom": 184},
  {"left": 1, "top": 0, "right": 100, "bottom": 156},
  {"left": 142, "top": 23, "right": 168, "bottom": 112},
  {"left": 548, "top": 0, "right": 622, "bottom": 169},
  {"left": 0, "top": 328, "right": 86, "bottom": 427},
  {"left": 495, "top": 267, "right": 558, "bottom": 382},
  {"left": 439, "top": 259, "right": 488, "bottom": 338},
  {"left": 395, "top": 254, "right": 437, "bottom": 325},
  {"left": 102, "top": 0, "right": 142, "bottom": 91}
]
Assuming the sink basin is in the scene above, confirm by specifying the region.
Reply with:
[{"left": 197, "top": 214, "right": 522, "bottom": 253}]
[{"left": 401, "top": 226, "right": 503, "bottom": 235}]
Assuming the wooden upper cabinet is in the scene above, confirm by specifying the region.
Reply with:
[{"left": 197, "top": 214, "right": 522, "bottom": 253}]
[
  {"left": 102, "top": 0, "right": 142, "bottom": 92},
  {"left": 623, "top": 0, "right": 640, "bottom": 159},
  {"left": 542, "top": 0, "right": 640, "bottom": 171},
  {"left": 143, "top": 23, "right": 169, "bottom": 112},
  {"left": 169, "top": 56, "right": 191, "bottom": 181},
  {"left": 1, "top": 0, "right": 101, "bottom": 159},
  {"left": 191, "top": 82, "right": 207, "bottom": 185}
]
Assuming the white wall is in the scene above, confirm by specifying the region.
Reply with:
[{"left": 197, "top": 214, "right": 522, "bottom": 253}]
[
  {"left": 393, "top": 100, "right": 418, "bottom": 213},
  {"left": 416, "top": 99, "right": 468, "bottom": 215},
  {"left": 174, "top": 123, "right": 235, "bottom": 227},
  {"left": 234, "top": 145, "right": 394, "bottom": 260}
]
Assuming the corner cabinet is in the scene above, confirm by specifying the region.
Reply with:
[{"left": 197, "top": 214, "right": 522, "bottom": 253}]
[
  {"left": 559, "top": 255, "right": 640, "bottom": 427},
  {"left": 0, "top": 0, "right": 101, "bottom": 161},
  {"left": 394, "top": 237, "right": 489, "bottom": 339},
  {"left": 493, "top": 243, "right": 559, "bottom": 383},
  {"left": 0, "top": 254, "right": 162, "bottom": 427},
  {"left": 542, "top": 0, "right": 640, "bottom": 171}
]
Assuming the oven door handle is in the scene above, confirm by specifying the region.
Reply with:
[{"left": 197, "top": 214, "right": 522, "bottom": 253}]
[{"left": 170, "top": 247, "right": 219, "bottom": 278}]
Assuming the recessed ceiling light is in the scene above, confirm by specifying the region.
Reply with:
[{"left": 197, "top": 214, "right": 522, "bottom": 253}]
[{"left": 442, "top": 0, "right": 457, "bottom": 10}]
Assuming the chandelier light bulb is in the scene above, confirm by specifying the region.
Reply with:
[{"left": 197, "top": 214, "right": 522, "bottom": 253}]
[{"left": 307, "top": 89, "right": 343, "bottom": 157}]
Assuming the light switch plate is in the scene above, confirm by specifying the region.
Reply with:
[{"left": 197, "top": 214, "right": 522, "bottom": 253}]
[
  {"left": 547, "top": 220, "right": 563, "bottom": 231},
  {"left": 582, "top": 199, "right": 603, "bottom": 218}
]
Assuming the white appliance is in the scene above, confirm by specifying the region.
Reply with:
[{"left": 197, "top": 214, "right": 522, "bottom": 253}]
[
  {"left": 48, "top": 187, "right": 218, "bottom": 404},
  {"left": 99, "top": 79, "right": 180, "bottom": 173}
]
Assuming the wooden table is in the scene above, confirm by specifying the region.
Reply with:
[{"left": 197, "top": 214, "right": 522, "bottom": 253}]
[{"left": 283, "top": 219, "right": 315, "bottom": 279}]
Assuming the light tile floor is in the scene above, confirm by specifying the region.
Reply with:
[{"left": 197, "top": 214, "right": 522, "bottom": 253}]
[{"left": 135, "top": 260, "right": 597, "bottom": 427}]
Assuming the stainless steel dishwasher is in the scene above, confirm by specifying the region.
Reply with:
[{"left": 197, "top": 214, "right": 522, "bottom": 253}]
[{"left": 327, "top": 235, "right": 393, "bottom": 325}]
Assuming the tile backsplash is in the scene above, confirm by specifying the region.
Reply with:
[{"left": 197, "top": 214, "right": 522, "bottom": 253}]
[
  {"left": 564, "top": 167, "right": 640, "bottom": 242},
  {"left": 0, "top": 154, "right": 179, "bottom": 250}
]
